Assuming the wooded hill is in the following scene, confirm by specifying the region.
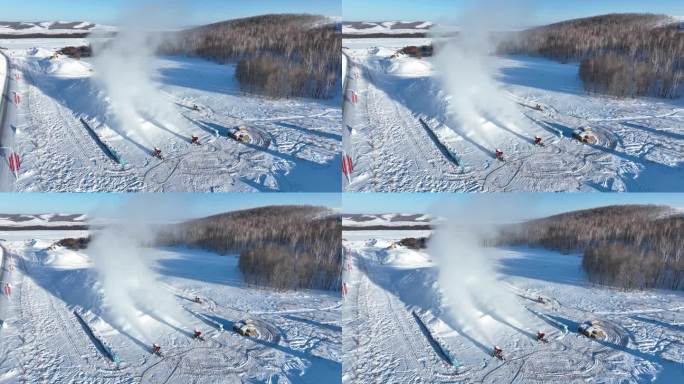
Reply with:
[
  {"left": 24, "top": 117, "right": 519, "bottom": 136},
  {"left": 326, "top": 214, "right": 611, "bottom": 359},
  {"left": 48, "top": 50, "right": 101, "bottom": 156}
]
[
  {"left": 163, "top": 14, "right": 340, "bottom": 99},
  {"left": 498, "top": 14, "right": 684, "bottom": 98},
  {"left": 495, "top": 205, "right": 684, "bottom": 290},
  {"left": 157, "top": 205, "right": 342, "bottom": 291}
]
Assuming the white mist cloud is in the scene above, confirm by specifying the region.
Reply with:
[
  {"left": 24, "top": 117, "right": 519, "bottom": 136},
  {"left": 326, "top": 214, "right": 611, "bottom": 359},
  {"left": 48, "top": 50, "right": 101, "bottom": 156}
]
[
  {"left": 91, "top": 2, "right": 185, "bottom": 149},
  {"left": 433, "top": 0, "right": 533, "bottom": 148},
  {"left": 428, "top": 195, "right": 531, "bottom": 348},
  {"left": 87, "top": 195, "right": 190, "bottom": 344}
]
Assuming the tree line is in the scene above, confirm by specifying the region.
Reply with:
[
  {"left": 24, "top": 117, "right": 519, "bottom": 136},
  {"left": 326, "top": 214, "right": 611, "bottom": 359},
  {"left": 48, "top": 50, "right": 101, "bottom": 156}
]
[
  {"left": 162, "top": 14, "right": 340, "bottom": 99},
  {"left": 157, "top": 205, "right": 342, "bottom": 291},
  {"left": 495, "top": 205, "right": 684, "bottom": 290},
  {"left": 498, "top": 13, "right": 684, "bottom": 98}
]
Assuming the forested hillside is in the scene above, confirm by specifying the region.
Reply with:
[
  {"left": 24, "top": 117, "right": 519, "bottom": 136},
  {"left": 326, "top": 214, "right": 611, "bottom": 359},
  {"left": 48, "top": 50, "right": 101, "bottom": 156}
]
[
  {"left": 498, "top": 14, "right": 684, "bottom": 98},
  {"left": 158, "top": 205, "right": 342, "bottom": 291},
  {"left": 495, "top": 205, "right": 684, "bottom": 290},
  {"left": 164, "top": 14, "right": 340, "bottom": 99}
]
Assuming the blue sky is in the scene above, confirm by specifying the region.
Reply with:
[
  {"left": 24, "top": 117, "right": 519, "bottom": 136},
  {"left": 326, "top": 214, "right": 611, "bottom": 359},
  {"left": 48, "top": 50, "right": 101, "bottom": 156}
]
[
  {"left": 0, "top": 0, "right": 340, "bottom": 25},
  {"left": 0, "top": 193, "right": 341, "bottom": 220},
  {"left": 343, "top": 0, "right": 684, "bottom": 24},
  {"left": 343, "top": 193, "right": 684, "bottom": 220}
]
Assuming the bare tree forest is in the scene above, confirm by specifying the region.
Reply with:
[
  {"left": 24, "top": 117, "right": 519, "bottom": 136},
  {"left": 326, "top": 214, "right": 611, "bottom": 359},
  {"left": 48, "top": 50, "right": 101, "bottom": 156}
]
[
  {"left": 157, "top": 205, "right": 342, "bottom": 291},
  {"left": 498, "top": 14, "right": 684, "bottom": 98},
  {"left": 495, "top": 205, "right": 684, "bottom": 290},
  {"left": 163, "top": 14, "right": 340, "bottom": 99}
]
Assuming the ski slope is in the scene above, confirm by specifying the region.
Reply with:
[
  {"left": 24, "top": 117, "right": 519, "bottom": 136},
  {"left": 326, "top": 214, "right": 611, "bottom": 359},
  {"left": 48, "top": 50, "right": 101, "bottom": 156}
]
[
  {"left": 343, "top": 231, "right": 684, "bottom": 383},
  {"left": 0, "top": 233, "right": 341, "bottom": 383},
  {"left": 343, "top": 39, "right": 684, "bottom": 192},
  {"left": 0, "top": 39, "right": 341, "bottom": 192}
]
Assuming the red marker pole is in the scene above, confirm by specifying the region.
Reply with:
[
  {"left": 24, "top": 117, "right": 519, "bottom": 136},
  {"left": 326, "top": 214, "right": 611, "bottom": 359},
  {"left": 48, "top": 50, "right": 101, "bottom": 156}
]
[
  {"left": 342, "top": 155, "right": 353, "bottom": 183},
  {"left": 8, "top": 151, "right": 20, "bottom": 180},
  {"left": 342, "top": 282, "right": 348, "bottom": 298}
]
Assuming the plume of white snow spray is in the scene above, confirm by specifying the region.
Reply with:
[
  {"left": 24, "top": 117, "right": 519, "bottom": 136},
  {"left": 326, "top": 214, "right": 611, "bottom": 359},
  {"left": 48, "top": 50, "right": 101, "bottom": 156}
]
[
  {"left": 87, "top": 195, "right": 190, "bottom": 343},
  {"left": 433, "top": 0, "right": 532, "bottom": 147},
  {"left": 91, "top": 2, "right": 185, "bottom": 148},
  {"left": 428, "top": 195, "right": 531, "bottom": 347}
]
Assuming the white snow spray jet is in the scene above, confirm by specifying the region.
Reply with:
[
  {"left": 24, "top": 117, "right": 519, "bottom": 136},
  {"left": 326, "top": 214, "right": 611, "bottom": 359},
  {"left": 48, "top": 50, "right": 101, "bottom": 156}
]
[
  {"left": 91, "top": 2, "right": 186, "bottom": 150},
  {"left": 428, "top": 195, "right": 533, "bottom": 350},
  {"left": 88, "top": 195, "right": 192, "bottom": 344},
  {"left": 433, "top": 0, "right": 533, "bottom": 148}
]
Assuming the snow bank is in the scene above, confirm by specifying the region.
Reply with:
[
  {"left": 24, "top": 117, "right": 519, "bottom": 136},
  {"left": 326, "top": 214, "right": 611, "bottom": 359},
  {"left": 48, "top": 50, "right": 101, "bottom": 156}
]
[
  {"left": 387, "top": 57, "right": 433, "bottom": 77},
  {"left": 27, "top": 47, "right": 53, "bottom": 59},
  {"left": 378, "top": 246, "right": 431, "bottom": 267},
  {"left": 44, "top": 247, "right": 91, "bottom": 269},
  {"left": 44, "top": 57, "right": 92, "bottom": 78},
  {"left": 0, "top": 51, "right": 7, "bottom": 135},
  {"left": 342, "top": 53, "right": 347, "bottom": 91}
]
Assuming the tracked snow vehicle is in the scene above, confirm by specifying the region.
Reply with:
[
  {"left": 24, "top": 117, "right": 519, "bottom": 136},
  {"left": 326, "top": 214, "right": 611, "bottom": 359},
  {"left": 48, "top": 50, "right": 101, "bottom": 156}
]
[
  {"left": 578, "top": 320, "right": 606, "bottom": 339},
  {"left": 572, "top": 127, "right": 597, "bottom": 144},
  {"left": 233, "top": 319, "right": 258, "bottom": 337}
]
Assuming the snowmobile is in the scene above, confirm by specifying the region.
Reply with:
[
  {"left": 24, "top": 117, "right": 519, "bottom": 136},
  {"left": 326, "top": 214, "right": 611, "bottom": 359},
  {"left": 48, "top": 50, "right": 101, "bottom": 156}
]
[
  {"left": 495, "top": 149, "right": 505, "bottom": 162},
  {"left": 153, "top": 147, "right": 163, "bottom": 159},
  {"left": 193, "top": 329, "right": 205, "bottom": 341},
  {"left": 191, "top": 135, "right": 200, "bottom": 145},
  {"left": 534, "top": 136, "right": 544, "bottom": 146},
  {"left": 152, "top": 343, "right": 162, "bottom": 356},
  {"left": 535, "top": 296, "right": 546, "bottom": 304},
  {"left": 492, "top": 346, "right": 504, "bottom": 360},
  {"left": 537, "top": 330, "right": 548, "bottom": 343},
  {"left": 534, "top": 104, "right": 543, "bottom": 111},
  {"left": 192, "top": 104, "right": 200, "bottom": 111},
  {"left": 193, "top": 296, "right": 202, "bottom": 304}
]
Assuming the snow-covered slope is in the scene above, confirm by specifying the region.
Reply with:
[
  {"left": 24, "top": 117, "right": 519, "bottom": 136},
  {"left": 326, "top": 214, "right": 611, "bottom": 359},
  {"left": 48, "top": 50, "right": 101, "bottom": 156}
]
[
  {"left": 343, "top": 213, "right": 433, "bottom": 228},
  {"left": 0, "top": 213, "right": 87, "bottom": 228},
  {"left": 343, "top": 21, "right": 433, "bottom": 35},
  {"left": 0, "top": 21, "right": 115, "bottom": 36},
  {"left": 343, "top": 231, "right": 684, "bottom": 383},
  {"left": 343, "top": 39, "right": 684, "bottom": 192},
  {"left": 0, "top": 42, "right": 341, "bottom": 192},
  {"left": 0, "top": 235, "right": 341, "bottom": 382}
]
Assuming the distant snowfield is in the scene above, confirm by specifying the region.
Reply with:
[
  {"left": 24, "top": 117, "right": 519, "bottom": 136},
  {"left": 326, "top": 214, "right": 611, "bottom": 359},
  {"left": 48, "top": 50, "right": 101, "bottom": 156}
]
[
  {"left": 343, "top": 38, "right": 684, "bottom": 192},
  {"left": 0, "top": 21, "right": 116, "bottom": 35},
  {"left": 0, "top": 236, "right": 341, "bottom": 383},
  {"left": 343, "top": 231, "right": 684, "bottom": 383},
  {"left": 342, "top": 21, "right": 433, "bottom": 36},
  {"left": 0, "top": 39, "right": 341, "bottom": 192}
]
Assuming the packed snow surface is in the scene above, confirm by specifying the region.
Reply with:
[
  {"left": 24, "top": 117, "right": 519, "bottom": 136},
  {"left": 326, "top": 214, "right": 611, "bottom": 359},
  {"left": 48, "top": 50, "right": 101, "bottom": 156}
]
[
  {"left": 343, "top": 230, "right": 684, "bottom": 383},
  {"left": 343, "top": 38, "right": 684, "bottom": 192},
  {"left": 0, "top": 40, "right": 341, "bottom": 192},
  {"left": 0, "top": 234, "right": 341, "bottom": 383}
]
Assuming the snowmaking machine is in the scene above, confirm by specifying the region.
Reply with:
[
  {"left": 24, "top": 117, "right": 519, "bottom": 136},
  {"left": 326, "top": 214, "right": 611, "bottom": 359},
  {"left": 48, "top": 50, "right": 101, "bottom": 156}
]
[
  {"left": 492, "top": 346, "right": 504, "bottom": 360},
  {"left": 537, "top": 330, "right": 548, "bottom": 343}
]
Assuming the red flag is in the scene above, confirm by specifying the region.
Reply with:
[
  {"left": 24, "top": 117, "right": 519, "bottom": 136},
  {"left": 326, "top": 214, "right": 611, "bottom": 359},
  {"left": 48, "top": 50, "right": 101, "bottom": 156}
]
[
  {"left": 342, "top": 155, "right": 353, "bottom": 176},
  {"left": 8, "top": 153, "right": 21, "bottom": 173}
]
